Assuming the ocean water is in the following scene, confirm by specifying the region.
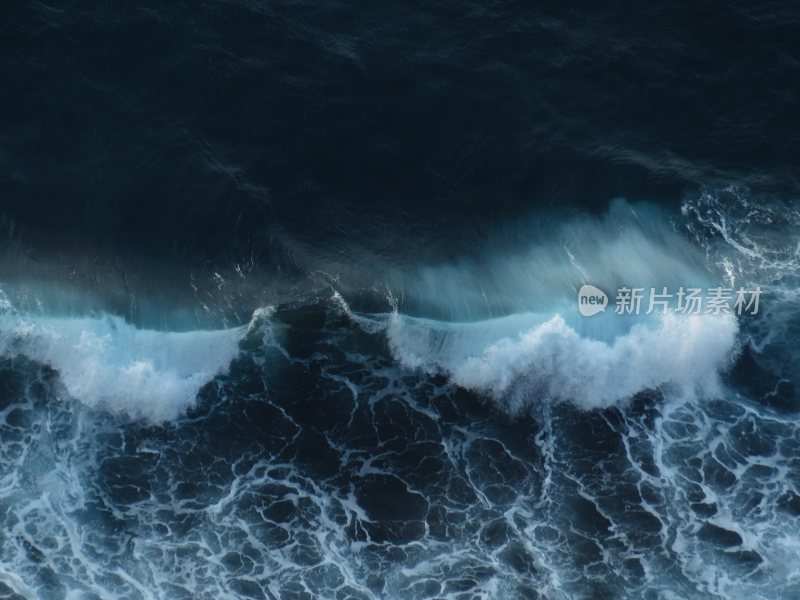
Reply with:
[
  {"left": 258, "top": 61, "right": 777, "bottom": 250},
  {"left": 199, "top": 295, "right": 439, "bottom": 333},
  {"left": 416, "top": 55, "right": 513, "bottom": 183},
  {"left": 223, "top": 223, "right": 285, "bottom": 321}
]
[{"left": 1, "top": 2, "right": 799, "bottom": 599}]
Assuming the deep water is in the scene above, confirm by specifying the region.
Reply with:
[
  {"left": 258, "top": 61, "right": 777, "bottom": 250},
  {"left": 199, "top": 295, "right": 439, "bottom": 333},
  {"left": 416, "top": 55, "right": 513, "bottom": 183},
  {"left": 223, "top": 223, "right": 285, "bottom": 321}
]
[{"left": 1, "top": 2, "right": 799, "bottom": 599}]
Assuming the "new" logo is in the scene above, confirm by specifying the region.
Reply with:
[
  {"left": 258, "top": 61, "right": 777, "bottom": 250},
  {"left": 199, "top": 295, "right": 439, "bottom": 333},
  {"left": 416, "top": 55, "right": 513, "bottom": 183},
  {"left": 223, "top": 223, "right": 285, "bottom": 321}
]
[{"left": 578, "top": 284, "right": 608, "bottom": 317}]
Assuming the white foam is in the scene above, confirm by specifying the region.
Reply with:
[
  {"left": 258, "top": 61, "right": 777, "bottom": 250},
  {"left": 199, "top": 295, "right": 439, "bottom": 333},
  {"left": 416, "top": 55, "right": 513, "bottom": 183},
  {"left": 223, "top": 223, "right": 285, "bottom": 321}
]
[
  {"left": 0, "top": 309, "right": 248, "bottom": 422},
  {"left": 387, "top": 311, "right": 740, "bottom": 412}
]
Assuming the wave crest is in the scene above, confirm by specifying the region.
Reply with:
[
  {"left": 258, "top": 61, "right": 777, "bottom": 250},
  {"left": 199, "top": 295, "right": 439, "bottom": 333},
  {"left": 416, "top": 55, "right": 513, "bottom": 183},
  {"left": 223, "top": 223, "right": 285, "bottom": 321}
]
[
  {"left": 387, "top": 310, "right": 739, "bottom": 412},
  {"left": 0, "top": 305, "right": 248, "bottom": 422}
]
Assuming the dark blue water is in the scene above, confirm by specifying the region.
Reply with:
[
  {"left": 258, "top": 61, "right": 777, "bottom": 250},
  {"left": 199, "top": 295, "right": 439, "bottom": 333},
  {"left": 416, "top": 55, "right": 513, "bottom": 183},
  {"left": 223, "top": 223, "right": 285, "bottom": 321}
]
[{"left": 1, "top": 2, "right": 799, "bottom": 599}]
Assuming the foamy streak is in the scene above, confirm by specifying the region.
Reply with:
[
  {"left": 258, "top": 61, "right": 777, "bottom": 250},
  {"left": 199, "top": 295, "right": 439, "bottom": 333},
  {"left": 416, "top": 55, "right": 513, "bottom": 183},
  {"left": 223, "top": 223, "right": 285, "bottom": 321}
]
[
  {"left": 0, "top": 310, "right": 247, "bottom": 422},
  {"left": 388, "top": 312, "right": 739, "bottom": 411},
  {"left": 682, "top": 188, "right": 800, "bottom": 372}
]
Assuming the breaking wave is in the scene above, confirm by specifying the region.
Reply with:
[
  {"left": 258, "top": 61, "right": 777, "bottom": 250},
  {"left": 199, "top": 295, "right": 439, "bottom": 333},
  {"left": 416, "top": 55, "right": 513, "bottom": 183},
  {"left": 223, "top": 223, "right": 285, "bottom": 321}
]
[
  {"left": 386, "top": 311, "right": 739, "bottom": 412},
  {"left": 0, "top": 296, "right": 247, "bottom": 421}
]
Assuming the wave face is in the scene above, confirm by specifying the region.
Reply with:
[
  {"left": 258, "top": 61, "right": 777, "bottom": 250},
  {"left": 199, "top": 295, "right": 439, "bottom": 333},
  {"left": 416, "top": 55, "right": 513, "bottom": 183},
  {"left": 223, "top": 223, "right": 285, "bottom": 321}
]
[{"left": 3, "top": 1, "right": 800, "bottom": 599}]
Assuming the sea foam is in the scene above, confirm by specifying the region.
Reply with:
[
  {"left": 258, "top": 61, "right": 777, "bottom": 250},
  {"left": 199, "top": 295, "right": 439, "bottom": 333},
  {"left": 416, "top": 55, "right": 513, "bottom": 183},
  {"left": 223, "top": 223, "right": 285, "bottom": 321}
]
[{"left": 0, "top": 307, "right": 247, "bottom": 422}]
